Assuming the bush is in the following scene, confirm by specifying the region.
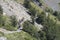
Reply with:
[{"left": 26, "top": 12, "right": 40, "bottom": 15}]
[
  {"left": 29, "top": 2, "right": 43, "bottom": 16},
  {"left": 36, "top": 12, "right": 46, "bottom": 24},
  {"left": 23, "top": 21, "right": 38, "bottom": 36},
  {"left": 39, "top": 17, "right": 57, "bottom": 40},
  {"left": 0, "top": 5, "right": 6, "bottom": 27},
  {"left": 3, "top": 16, "right": 18, "bottom": 31},
  {"left": 45, "top": 7, "right": 53, "bottom": 13},
  {"left": 10, "top": 15, "right": 17, "bottom": 27},
  {"left": 57, "top": 13, "right": 60, "bottom": 21},
  {"left": 27, "top": 2, "right": 43, "bottom": 24},
  {"left": 23, "top": 21, "right": 42, "bottom": 40},
  {"left": 0, "top": 5, "right": 4, "bottom": 27},
  {"left": 24, "top": 0, "right": 30, "bottom": 8},
  {"left": 53, "top": 11, "right": 60, "bottom": 21},
  {"left": 0, "top": 15, "right": 6, "bottom": 27},
  {"left": 4, "top": 25, "right": 17, "bottom": 31},
  {"left": 0, "top": 32, "right": 4, "bottom": 36},
  {"left": 0, "top": 5, "right": 3, "bottom": 15},
  {"left": 53, "top": 11, "right": 58, "bottom": 16},
  {"left": 5, "top": 31, "right": 37, "bottom": 40},
  {"left": 58, "top": 2, "right": 60, "bottom": 6}
]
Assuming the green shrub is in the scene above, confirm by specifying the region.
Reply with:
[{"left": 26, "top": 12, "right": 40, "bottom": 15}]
[
  {"left": 39, "top": 16, "right": 57, "bottom": 40},
  {"left": 3, "top": 16, "right": 18, "bottom": 31},
  {"left": 10, "top": 15, "right": 17, "bottom": 27},
  {"left": 4, "top": 25, "right": 17, "bottom": 31},
  {"left": 45, "top": 7, "right": 53, "bottom": 13},
  {"left": 24, "top": 0, "right": 30, "bottom": 8},
  {"left": 23, "top": 21, "right": 38, "bottom": 36},
  {"left": 36, "top": 12, "right": 46, "bottom": 24},
  {"left": 0, "top": 32, "right": 4, "bottom": 36},
  {"left": 27, "top": 2, "right": 43, "bottom": 24},
  {"left": 0, "top": 5, "right": 4, "bottom": 26},
  {"left": 29, "top": 2, "right": 43, "bottom": 15},
  {"left": 0, "top": 5, "right": 3, "bottom": 15},
  {"left": 5, "top": 31, "right": 37, "bottom": 40}
]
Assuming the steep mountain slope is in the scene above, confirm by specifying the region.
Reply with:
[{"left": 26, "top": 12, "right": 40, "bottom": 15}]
[
  {"left": 0, "top": 0, "right": 31, "bottom": 21},
  {"left": 43, "top": 0, "right": 60, "bottom": 11}
]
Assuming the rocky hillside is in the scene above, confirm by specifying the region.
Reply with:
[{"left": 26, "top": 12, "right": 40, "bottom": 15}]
[
  {"left": 43, "top": 0, "right": 60, "bottom": 11},
  {"left": 0, "top": 0, "right": 31, "bottom": 21},
  {"left": 0, "top": 0, "right": 60, "bottom": 40}
]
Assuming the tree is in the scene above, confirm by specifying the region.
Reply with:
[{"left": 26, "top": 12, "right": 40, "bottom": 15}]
[
  {"left": 57, "top": 13, "right": 60, "bottom": 21},
  {"left": 24, "top": 0, "right": 30, "bottom": 8},
  {"left": 36, "top": 11, "right": 46, "bottom": 24},
  {"left": 39, "top": 15, "right": 57, "bottom": 40},
  {"left": 0, "top": 5, "right": 4, "bottom": 26},
  {"left": 38, "top": 31, "right": 47, "bottom": 40},
  {"left": 0, "top": 15, "right": 3, "bottom": 26},
  {"left": 23, "top": 21, "right": 38, "bottom": 36},
  {"left": 53, "top": 11, "right": 60, "bottom": 21},
  {"left": 29, "top": 1, "right": 43, "bottom": 24},
  {"left": 23, "top": 21, "right": 42, "bottom": 40},
  {"left": 10, "top": 15, "right": 17, "bottom": 27},
  {"left": 54, "top": 11, "right": 60, "bottom": 21},
  {"left": 0, "top": 5, "right": 3, "bottom": 15},
  {"left": 29, "top": 6, "right": 36, "bottom": 24},
  {"left": 58, "top": 2, "right": 60, "bottom": 6},
  {"left": 45, "top": 7, "right": 53, "bottom": 13},
  {"left": 53, "top": 11, "right": 58, "bottom": 16}
]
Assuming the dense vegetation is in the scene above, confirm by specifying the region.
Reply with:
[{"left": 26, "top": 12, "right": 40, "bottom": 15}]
[
  {"left": 0, "top": 0, "right": 60, "bottom": 40},
  {"left": 23, "top": 0, "right": 60, "bottom": 40},
  {"left": 0, "top": 5, "right": 18, "bottom": 31}
]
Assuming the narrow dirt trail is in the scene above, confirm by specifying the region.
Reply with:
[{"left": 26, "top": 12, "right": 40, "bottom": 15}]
[
  {"left": 0, "top": 0, "right": 31, "bottom": 34},
  {"left": 0, "top": 0, "right": 44, "bottom": 34},
  {"left": 0, "top": 28, "right": 22, "bottom": 34}
]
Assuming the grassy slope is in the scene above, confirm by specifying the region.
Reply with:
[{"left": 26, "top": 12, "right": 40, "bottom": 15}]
[
  {"left": 30, "top": 2, "right": 60, "bottom": 40},
  {"left": 0, "top": 32, "right": 4, "bottom": 37},
  {"left": 2, "top": 0, "right": 60, "bottom": 40},
  {"left": 4, "top": 31, "right": 37, "bottom": 40},
  {"left": 30, "top": 1, "right": 60, "bottom": 25},
  {"left": 0, "top": 0, "right": 37, "bottom": 40},
  {"left": 49, "top": 14, "right": 60, "bottom": 24},
  {"left": 28, "top": 2, "right": 60, "bottom": 40}
]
